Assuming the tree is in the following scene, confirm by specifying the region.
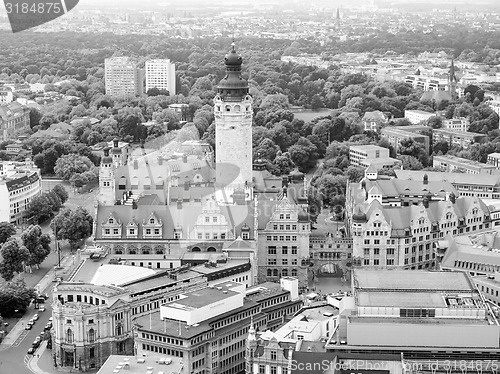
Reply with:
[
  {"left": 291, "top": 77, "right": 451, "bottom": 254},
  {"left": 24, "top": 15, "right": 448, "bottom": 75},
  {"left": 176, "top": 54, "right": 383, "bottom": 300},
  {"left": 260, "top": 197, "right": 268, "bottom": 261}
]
[
  {"left": 289, "top": 137, "right": 319, "bottom": 172},
  {"left": 29, "top": 108, "right": 43, "bottom": 128},
  {"left": 52, "top": 184, "right": 69, "bottom": 204},
  {"left": 54, "top": 154, "right": 95, "bottom": 181},
  {"left": 21, "top": 225, "right": 51, "bottom": 271},
  {"left": 25, "top": 194, "right": 54, "bottom": 223},
  {"left": 0, "top": 279, "right": 36, "bottom": 317},
  {"left": 0, "top": 222, "right": 16, "bottom": 244},
  {"left": 51, "top": 207, "right": 93, "bottom": 250},
  {"left": 0, "top": 239, "right": 29, "bottom": 281},
  {"left": 398, "top": 155, "right": 424, "bottom": 170}
]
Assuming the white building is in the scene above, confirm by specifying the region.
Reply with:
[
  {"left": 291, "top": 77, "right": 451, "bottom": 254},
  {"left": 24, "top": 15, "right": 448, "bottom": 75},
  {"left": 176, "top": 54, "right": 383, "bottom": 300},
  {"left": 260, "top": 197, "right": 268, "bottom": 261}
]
[
  {"left": 0, "top": 160, "right": 41, "bottom": 225},
  {"left": 145, "top": 59, "right": 176, "bottom": 95},
  {"left": 104, "top": 57, "right": 143, "bottom": 97},
  {"left": 348, "top": 145, "right": 390, "bottom": 166},
  {"left": 442, "top": 117, "right": 469, "bottom": 131},
  {"left": 404, "top": 109, "right": 436, "bottom": 124}
]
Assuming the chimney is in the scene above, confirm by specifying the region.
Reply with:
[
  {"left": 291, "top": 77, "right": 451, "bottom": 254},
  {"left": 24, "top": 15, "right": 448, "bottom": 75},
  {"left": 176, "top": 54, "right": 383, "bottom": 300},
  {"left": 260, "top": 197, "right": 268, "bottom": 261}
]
[
  {"left": 449, "top": 192, "right": 456, "bottom": 204},
  {"left": 423, "top": 174, "right": 428, "bottom": 185},
  {"left": 103, "top": 147, "right": 110, "bottom": 157},
  {"left": 423, "top": 196, "right": 429, "bottom": 208},
  {"left": 133, "top": 159, "right": 138, "bottom": 170},
  {"left": 113, "top": 138, "right": 119, "bottom": 148}
]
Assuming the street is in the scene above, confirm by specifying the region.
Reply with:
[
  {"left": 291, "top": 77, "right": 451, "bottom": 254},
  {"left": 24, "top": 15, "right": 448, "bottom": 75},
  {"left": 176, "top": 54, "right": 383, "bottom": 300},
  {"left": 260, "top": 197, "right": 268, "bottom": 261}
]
[{"left": 0, "top": 180, "right": 98, "bottom": 374}]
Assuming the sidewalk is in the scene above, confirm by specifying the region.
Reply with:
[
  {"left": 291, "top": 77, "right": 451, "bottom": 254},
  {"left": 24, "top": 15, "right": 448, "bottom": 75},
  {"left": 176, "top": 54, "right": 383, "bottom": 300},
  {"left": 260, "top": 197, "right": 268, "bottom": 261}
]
[
  {"left": 0, "top": 254, "right": 73, "bottom": 350},
  {"left": 27, "top": 340, "right": 52, "bottom": 374}
]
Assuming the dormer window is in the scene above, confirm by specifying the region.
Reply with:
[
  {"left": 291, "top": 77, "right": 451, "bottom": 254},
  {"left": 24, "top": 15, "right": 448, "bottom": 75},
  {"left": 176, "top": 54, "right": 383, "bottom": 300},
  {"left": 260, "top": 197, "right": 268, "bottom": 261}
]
[
  {"left": 109, "top": 218, "right": 114, "bottom": 224},
  {"left": 129, "top": 228, "right": 135, "bottom": 235},
  {"left": 150, "top": 218, "right": 155, "bottom": 224}
]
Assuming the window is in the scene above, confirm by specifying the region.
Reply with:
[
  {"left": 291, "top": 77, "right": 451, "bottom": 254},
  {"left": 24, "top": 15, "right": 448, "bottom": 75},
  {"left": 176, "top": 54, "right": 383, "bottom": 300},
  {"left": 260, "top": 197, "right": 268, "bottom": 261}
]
[
  {"left": 282, "top": 259, "right": 288, "bottom": 265},
  {"left": 66, "top": 328, "right": 73, "bottom": 343},
  {"left": 88, "top": 328, "right": 95, "bottom": 343},
  {"left": 271, "top": 367, "right": 277, "bottom": 374},
  {"left": 104, "top": 229, "right": 110, "bottom": 235},
  {"left": 271, "top": 351, "right": 277, "bottom": 360},
  {"left": 213, "top": 217, "right": 218, "bottom": 223},
  {"left": 205, "top": 217, "right": 210, "bottom": 223},
  {"left": 154, "top": 228, "right": 160, "bottom": 235},
  {"left": 282, "top": 246, "right": 288, "bottom": 255},
  {"left": 259, "top": 365, "right": 265, "bottom": 374},
  {"left": 268, "top": 246, "right": 277, "bottom": 255},
  {"left": 89, "top": 347, "right": 95, "bottom": 358},
  {"left": 145, "top": 229, "right": 151, "bottom": 235},
  {"left": 291, "top": 246, "right": 297, "bottom": 254},
  {"left": 291, "top": 259, "right": 297, "bottom": 265},
  {"left": 113, "top": 229, "right": 119, "bottom": 235}
]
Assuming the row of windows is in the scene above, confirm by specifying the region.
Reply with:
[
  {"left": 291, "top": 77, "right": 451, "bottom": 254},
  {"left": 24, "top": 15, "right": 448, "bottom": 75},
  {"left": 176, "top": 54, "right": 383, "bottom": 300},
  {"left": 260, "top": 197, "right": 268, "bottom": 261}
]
[
  {"left": 141, "top": 333, "right": 184, "bottom": 346},
  {"left": 267, "top": 268, "right": 298, "bottom": 277},
  {"left": 219, "top": 352, "right": 245, "bottom": 372},
  {"left": 219, "top": 325, "right": 250, "bottom": 347},
  {"left": 267, "top": 234, "right": 298, "bottom": 241},
  {"left": 267, "top": 259, "right": 297, "bottom": 266},
  {"left": 271, "top": 223, "right": 299, "bottom": 231},
  {"left": 400, "top": 308, "right": 436, "bottom": 318},
  {"left": 141, "top": 343, "right": 184, "bottom": 357},
  {"left": 219, "top": 339, "right": 245, "bottom": 357},
  {"left": 211, "top": 308, "right": 258, "bottom": 331},
  {"left": 65, "top": 294, "right": 104, "bottom": 305},
  {"left": 479, "top": 285, "right": 500, "bottom": 298},
  {"left": 267, "top": 246, "right": 298, "bottom": 255}
]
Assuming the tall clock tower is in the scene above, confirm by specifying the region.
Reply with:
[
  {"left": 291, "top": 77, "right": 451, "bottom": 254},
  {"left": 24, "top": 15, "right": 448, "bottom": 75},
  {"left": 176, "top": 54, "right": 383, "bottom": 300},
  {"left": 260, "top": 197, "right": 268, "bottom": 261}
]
[{"left": 214, "top": 43, "right": 253, "bottom": 204}]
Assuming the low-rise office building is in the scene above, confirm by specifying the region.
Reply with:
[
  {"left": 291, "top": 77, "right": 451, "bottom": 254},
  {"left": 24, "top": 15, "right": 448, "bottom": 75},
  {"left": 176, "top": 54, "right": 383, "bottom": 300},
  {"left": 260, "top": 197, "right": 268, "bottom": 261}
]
[
  {"left": 0, "top": 160, "right": 41, "bottom": 224},
  {"left": 348, "top": 145, "right": 390, "bottom": 167},
  {"left": 487, "top": 152, "right": 500, "bottom": 168},
  {"left": 404, "top": 109, "right": 436, "bottom": 124},
  {"left": 328, "top": 269, "right": 500, "bottom": 360},
  {"left": 0, "top": 102, "right": 30, "bottom": 141},
  {"left": 433, "top": 154, "right": 499, "bottom": 175},
  {"left": 442, "top": 117, "right": 469, "bottom": 131},
  {"left": 134, "top": 278, "right": 302, "bottom": 374},
  {"left": 433, "top": 128, "right": 487, "bottom": 149},
  {"left": 380, "top": 126, "right": 430, "bottom": 154},
  {"left": 474, "top": 273, "right": 500, "bottom": 307}
]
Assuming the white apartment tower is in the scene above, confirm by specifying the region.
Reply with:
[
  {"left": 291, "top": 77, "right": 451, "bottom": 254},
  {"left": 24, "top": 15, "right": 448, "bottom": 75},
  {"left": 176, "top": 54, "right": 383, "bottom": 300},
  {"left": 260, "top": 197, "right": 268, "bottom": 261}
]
[
  {"left": 214, "top": 43, "right": 253, "bottom": 204},
  {"left": 104, "top": 57, "right": 143, "bottom": 97},
  {"left": 145, "top": 59, "right": 176, "bottom": 95}
]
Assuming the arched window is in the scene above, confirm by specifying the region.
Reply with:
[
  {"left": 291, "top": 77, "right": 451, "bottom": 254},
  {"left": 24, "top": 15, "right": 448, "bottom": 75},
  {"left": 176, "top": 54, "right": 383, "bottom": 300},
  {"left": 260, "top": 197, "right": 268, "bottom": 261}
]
[
  {"left": 273, "top": 269, "right": 278, "bottom": 277},
  {"left": 129, "top": 249, "right": 137, "bottom": 255},
  {"left": 142, "top": 248, "right": 150, "bottom": 255},
  {"left": 291, "top": 269, "right": 297, "bottom": 276},
  {"left": 88, "top": 328, "right": 95, "bottom": 343},
  {"left": 207, "top": 247, "right": 217, "bottom": 252},
  {"left": 191, "top": 247, "right": 201, "bottom": 252},
  {"left": 116, "top": 323, "right": 123, "bottom": 336},
  {"left": 155, "top": 248, "right": 164, "bottom": 255},
  {"left": 267, "top": 269, "right": 272, "bottom": 277},
  {"left": 115, "top": 249, "right": 123, "bottom": 254},
  {"left": 225, "top": 105, "right": 231, "bottom": 112},
  {"left": 66, "top": 328, "right": 73, "bottom": 343},
  {"left": 234, "top": 105, "right": 241, "bottom": 112},
  {"left": 282, "top": 269, "right": 288, "bottom": 277}
]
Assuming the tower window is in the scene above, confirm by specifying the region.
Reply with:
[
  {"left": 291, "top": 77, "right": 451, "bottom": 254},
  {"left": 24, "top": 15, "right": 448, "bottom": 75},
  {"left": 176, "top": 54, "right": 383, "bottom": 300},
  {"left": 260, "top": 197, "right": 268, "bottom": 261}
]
[{"left": 225, "top": 105, "right": 230, "bottom": 111}]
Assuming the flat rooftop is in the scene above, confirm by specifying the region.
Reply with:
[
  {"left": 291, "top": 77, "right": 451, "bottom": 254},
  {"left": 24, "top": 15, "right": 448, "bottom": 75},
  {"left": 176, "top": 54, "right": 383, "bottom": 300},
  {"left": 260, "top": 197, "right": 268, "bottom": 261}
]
[
  {"left": 166, "top": 286, "right": 239, "bottom": 311},
  {"left": 353, "top": 269, "right": 474, "bottom": 292},
  {"left": 357, "top": 291, "right": 447, "bottom": 308},
  {"left": 97, "top": 355, "right": 184, "bottom": 374}
]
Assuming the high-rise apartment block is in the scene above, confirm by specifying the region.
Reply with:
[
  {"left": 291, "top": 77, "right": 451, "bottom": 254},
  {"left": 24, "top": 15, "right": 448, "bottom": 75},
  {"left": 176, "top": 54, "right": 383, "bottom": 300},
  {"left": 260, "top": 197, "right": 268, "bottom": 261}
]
[
  {"left": 104, "top": 57, "right": 143, "bottom": 97},
  {"left": 145, "top": 59, "right": 176, "bottom": 95}
]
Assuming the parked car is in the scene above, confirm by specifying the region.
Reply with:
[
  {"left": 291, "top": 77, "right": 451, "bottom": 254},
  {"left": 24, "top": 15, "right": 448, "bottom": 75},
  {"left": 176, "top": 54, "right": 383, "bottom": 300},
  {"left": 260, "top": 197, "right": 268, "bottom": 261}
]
[
  {"left": 32, "top": 340, "right": 40, "bottom": 348},
  {"left": 38, "top": 306, "right": 46, "bottom": 312},
  {"left": 25, "top": 324, "right": 32, "bottom": 330},
  {"left": 44, "top": 324, "right": 51, "bottom": 331},
  {"left": 33, "top": 314, "right": 39, "bottom": 321},
  {"left": 48, "top": 317, "right": 53, "bottom": 323},
  {"left": 27, "top": 347, "right": 35, "bottom": 354},
  {"left": 29, "top": 318, "right": 35, "bottom": 325}
]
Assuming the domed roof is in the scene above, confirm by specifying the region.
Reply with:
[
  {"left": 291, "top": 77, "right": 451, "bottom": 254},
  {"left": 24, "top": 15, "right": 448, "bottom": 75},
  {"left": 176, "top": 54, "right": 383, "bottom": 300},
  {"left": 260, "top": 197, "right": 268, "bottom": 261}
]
[
  {"left": 352, "top": 206, "right": 367, "bottom": 222},
  {"left": 102, "top": 147, "right": 113, "bottom": 164},
  {"left": 225, "top": 43, "right": 243, "bottom": 67},
  {"left": 298, "top": 210, "right": 309, "bottom": 222},
  {"left": 217, "top": 42, "right": 249, "bottom": 100}
]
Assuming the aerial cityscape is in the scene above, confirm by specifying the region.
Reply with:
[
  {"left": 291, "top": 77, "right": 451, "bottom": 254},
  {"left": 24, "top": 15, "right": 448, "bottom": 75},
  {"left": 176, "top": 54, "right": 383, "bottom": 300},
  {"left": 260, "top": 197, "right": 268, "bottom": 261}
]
[{"left": 1, "top": 0, "right": 500, "bottom": 374}]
